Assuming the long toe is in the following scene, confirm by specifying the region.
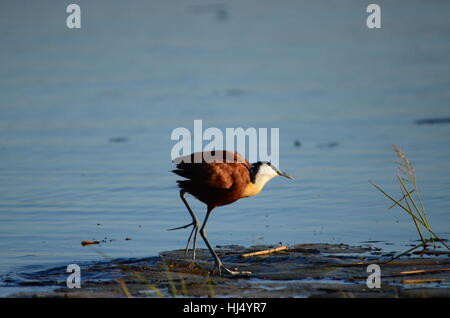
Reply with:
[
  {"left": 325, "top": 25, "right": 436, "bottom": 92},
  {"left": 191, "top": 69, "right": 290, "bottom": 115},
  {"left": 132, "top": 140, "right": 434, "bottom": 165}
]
[
  {"left": 167, "top": 222, "right": 194, "bottom": 231},
  {"left": 214, "top": 264, "right": 251, "bottom": 276},
  {"left": 184, "top": 226, "right": 195, "bottom": 250}
]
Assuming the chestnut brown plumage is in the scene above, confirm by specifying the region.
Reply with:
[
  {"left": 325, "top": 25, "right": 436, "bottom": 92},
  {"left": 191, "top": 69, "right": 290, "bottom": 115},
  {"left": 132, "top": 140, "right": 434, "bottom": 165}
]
[{"left": 169, "top": 150, "right": 293, "bottom": 275}]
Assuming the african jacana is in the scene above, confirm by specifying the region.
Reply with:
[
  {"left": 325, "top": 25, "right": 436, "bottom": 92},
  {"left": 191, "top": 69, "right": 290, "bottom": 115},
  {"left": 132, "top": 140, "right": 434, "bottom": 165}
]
[{"left": 169, "top": 150, "right": 293, "bottom": 275}]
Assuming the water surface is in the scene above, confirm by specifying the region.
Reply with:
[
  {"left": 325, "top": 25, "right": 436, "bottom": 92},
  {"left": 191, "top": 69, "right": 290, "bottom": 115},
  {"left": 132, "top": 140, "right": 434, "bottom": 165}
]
[{"left": 1, "top": 0, "right": 450, "bottom": 295}]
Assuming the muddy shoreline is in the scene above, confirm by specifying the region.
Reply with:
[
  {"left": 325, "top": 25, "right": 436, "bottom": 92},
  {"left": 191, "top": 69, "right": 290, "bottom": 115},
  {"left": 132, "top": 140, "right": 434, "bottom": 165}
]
[{"left": 5, "top": 243, "right": 450, "bottom": 298}]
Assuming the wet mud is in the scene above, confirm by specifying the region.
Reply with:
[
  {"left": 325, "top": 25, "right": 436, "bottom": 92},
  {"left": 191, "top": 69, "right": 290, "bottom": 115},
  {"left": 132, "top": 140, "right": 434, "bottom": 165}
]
[{"left": 4, "top": 243, "right": 450, "bottom": 298}]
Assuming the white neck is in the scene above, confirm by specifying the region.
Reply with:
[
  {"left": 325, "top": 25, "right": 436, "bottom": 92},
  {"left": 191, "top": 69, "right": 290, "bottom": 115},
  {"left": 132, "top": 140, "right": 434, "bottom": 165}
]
[{"left": 243, "top": 166, "right": 278, "bottom": 197}]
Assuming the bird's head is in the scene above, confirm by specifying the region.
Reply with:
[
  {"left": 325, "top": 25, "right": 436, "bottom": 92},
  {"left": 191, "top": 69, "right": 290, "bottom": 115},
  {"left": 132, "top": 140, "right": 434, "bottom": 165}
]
[
  {"left": 243, "top": 161, "right": 293, "bottom": 198},
  {"left": 250, "top": 161, "right": 294, "bottom": 184}
]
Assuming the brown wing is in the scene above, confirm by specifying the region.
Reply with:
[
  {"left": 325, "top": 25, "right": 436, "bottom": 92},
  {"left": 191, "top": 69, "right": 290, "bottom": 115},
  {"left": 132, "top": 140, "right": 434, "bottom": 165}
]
[{"left": 172, "top": 151, "right": 250, "bottom": 189}]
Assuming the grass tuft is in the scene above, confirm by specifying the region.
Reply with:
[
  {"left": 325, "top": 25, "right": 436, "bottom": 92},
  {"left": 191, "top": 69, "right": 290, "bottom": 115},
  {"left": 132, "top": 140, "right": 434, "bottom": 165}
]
[{"left": 370, "top": 145, "right": 449, "bottom": 261}]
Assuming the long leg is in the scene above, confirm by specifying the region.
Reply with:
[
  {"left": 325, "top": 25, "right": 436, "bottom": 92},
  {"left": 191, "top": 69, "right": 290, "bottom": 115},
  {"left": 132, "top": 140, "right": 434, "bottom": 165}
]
[
  {"left": 199, "top": 206, "right": 251, "bottom": 276},
  {"left": 167, "top": 190, "right": 200, "bottom": 260}
]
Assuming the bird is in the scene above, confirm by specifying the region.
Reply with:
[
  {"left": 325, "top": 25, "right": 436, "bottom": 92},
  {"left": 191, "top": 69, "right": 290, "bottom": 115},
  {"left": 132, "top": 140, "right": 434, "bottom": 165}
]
[{"left": 168, "top": 150, "right": 293, "bottom": 275}]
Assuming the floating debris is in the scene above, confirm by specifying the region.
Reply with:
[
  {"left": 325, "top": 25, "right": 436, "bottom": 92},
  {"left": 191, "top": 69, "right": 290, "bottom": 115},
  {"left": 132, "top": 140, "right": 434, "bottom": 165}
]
[
  {"left": 402, "top": 278, "right": 446, "bottom": 285},
  {"left": 394, "top": 267, "right": 450, "bottom": 276},
  {"left": 241, "top": 246, "right": 288, "bottom": 258},
  {"left": 81, "top": 240, "right": 100, "bottom": 246}
]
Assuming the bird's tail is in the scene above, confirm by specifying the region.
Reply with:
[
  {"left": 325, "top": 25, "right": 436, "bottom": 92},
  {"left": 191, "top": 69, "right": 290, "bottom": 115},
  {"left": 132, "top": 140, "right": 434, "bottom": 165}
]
[{"left": 176, "top": 180, "right": 191, "bottom": 191}]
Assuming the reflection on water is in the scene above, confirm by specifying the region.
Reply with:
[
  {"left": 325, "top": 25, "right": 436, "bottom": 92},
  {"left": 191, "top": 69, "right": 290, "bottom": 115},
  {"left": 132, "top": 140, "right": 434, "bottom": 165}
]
[{"left": 1, "top": 0, "right": 450, "bottom": 293}]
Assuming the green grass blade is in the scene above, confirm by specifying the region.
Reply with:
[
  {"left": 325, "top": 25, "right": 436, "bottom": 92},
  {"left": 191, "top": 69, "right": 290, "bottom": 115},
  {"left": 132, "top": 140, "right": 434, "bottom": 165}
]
[
  {"left": 413, "top": 187, "right": 431, "bottom": 231},
  {"left": 370, "top": 181, "right": 427, "bottom": 228},
  {"left": 401, "top": 188, "right": 426, "bottom": 244},
  {"left": 386, "top": 241, "right": 427, "bottom": 263},
  {"left": 386, "top": 189, "right": 415, "bottom": 211},
  {"left": 397, "top": 175, "right": 429, "bottom": 229}
]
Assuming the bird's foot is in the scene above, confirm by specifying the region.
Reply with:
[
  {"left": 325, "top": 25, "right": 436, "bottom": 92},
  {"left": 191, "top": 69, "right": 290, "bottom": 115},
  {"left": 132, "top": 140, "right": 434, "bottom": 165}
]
[
  {"left": 184, "top": 245, "right": 197, "bottom": 262},
  {"left": 213, "top": 263, "right": 252, "bottom": 276}
]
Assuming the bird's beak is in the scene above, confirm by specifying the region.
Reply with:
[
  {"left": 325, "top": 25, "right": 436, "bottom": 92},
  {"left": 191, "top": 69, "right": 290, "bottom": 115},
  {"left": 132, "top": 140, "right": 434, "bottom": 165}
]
[{"left": 279, "top": 171, "right": 294, "bottom": 180}]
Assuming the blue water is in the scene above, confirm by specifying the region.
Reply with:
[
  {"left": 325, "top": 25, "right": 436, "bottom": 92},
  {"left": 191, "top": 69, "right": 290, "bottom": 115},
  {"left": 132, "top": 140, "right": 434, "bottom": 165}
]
[{"left": 1, "top": 0, "right": 450, "bottom": 295}]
